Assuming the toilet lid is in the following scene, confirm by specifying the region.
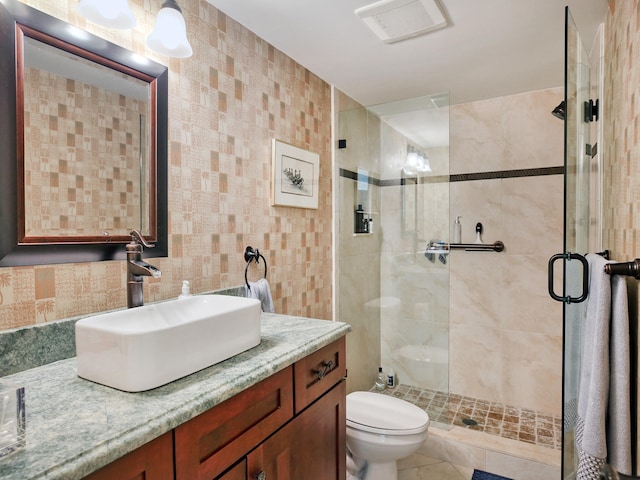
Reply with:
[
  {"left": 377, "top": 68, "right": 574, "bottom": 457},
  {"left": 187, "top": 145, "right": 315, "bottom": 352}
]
[{"left": 346, "top": 391, "right": 429, "bottom": 435}]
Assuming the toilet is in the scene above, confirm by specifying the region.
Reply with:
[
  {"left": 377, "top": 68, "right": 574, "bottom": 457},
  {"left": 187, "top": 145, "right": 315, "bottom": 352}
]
[{"left": 346, "top": 391, "right": 430, "bottom": 480}]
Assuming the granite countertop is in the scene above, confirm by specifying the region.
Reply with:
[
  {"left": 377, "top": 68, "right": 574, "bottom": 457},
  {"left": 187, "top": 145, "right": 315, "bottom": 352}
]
[{"left": 0, "top": 313, "right": 350, "bottom": 480}]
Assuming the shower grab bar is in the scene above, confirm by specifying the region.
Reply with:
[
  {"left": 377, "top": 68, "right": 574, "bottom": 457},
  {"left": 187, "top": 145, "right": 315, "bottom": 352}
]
[
  {"left": 450, "top": 241, "right": 504, "bottom": 252},
  {"left": 604, "top": 258, "right": 640, "bottom": 279},
  {"left": 426, "top": 240, "right": 505, "bottom": 253}
]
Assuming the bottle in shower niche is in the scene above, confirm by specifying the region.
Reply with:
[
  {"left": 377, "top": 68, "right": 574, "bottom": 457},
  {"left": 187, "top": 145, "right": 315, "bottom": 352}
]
[
  {"left": 355, "top": 204, "right": 366, "bottom": 233},
  {"left": 453, "top": 216, "right": 462, "bottom": 243},
  {"left": 375, "top": 367, "right": 386, "bottom": 391}
]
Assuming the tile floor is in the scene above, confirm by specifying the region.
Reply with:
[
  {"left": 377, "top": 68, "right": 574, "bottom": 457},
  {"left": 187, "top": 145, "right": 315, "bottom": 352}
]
[
  {"left": 398, "top": 452, "right": 474, "bottom": 480},
  {"left": 379, "top": 385, "right": 562, "bottom": 450}
]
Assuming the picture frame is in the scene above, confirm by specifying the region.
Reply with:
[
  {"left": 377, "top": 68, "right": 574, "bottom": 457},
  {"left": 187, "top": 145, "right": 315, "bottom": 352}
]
[{"left": 271, "top": 139, "right": 319, "bottom": 209}]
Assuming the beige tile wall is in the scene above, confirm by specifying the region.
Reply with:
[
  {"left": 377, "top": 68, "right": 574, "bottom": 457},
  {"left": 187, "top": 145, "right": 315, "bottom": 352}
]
[
  {"left": 449, "top": 88, "right": 565, "bottom": 416},
  {"left": 0, "top": 0, "right": 332, "bottom": 329},
  {"left": 604, "top": 0, "right": 640, "bottom": 260},
  {"left": 603, "top": 0, "right": 640, "bottom": 464}
]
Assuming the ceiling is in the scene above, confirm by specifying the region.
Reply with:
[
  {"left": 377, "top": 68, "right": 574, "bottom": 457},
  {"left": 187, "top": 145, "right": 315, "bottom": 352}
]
[{"left": 204, "top": 0, "right": 609, "bottom": 107}]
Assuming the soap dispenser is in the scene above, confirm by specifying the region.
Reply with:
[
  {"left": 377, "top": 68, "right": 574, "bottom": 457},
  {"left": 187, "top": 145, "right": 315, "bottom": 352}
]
[
  {"left": 178, "top": 280, "right": 192, "bottom": 299},
  {"left": 453, "top": 216, "right": 462, "bottom": 243}
]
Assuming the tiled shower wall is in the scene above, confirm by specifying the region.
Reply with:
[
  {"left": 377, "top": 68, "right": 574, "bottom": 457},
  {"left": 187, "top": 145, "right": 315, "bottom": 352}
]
[
  {"left": 449, "top": 87, "right": 564, "bottom": 416},
  {"left": 0, "top": 0, "right": 333, "bottom": 330}
]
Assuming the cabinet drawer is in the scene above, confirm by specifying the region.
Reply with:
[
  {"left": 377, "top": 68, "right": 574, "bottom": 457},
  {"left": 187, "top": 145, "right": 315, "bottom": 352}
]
[
  {"left": 293, "top": 337, "right": 346, "bottom": 413},
  {"left": 175, "top": 366, "right": 294, "bottom": 480}
]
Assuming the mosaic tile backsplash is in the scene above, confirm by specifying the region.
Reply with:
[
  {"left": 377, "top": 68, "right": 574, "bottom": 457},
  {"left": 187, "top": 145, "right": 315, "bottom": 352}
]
[{"left": 0, "top": 0, "right": 333, "bottom": 329}]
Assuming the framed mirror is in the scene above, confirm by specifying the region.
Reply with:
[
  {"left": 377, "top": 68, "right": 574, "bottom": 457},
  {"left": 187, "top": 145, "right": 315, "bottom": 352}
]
[{"left": 0, "top": 0, "right": 168, "bottom": 266}]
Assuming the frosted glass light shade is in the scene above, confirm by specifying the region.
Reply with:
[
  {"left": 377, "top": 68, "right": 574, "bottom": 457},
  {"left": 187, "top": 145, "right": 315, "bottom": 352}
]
[
  {"left": 146, "top": 3, "right": 193, "bottom": 58},
  {"left": 78, "top": 0, "right": 136, "bottom": 29}
]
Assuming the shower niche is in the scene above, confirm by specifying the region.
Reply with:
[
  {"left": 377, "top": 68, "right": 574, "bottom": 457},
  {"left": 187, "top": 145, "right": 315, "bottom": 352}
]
[{"left": 353, "top": 168, "right": 374, "bottom": 235}]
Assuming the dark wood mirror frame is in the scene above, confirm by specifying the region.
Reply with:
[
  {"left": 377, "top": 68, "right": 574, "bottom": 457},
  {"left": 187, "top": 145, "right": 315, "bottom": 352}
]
[{"left": 0, "top": 0, "right": 168, "bottom": 266}]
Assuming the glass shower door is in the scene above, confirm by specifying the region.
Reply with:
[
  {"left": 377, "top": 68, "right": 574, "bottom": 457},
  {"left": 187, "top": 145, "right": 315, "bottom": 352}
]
[{"left": 561, "top": 6, "right": 593, "bottom": 479}]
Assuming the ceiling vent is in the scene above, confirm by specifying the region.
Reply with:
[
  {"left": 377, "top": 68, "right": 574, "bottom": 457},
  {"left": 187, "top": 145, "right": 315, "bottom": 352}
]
[{"left": 355, "top": 0, "right": 448, "bottom": 44}]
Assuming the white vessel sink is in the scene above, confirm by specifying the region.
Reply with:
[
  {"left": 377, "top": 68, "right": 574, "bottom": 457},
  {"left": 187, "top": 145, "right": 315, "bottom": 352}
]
[{"left": 75, "top": 295, "right": 262, "bottom": 392}]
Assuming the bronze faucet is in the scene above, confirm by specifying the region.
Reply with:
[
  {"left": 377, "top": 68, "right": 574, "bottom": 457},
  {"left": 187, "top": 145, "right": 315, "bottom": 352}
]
[{"left": 126, "top": 230, "right": 161, "bottom": 308}]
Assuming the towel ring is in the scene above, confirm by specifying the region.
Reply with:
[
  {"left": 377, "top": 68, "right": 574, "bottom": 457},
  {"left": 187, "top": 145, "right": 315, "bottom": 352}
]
[{"left": 244, "top": 246, "right": 267, "bottom": 290}]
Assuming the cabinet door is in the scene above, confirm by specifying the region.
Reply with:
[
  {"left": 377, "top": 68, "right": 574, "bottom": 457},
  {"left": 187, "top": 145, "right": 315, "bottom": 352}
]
[
  {"left": 216, "top": 460, "right": 246, "bottom": 480},
  {"left": 247, "top": 380, "right": 346, "bottom": 480},
  {"left": 83, "top": 432, "right": 173, "bottom": 480}
]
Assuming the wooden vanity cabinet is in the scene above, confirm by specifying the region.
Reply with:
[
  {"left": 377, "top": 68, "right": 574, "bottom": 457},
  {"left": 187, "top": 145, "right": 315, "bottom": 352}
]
[
  {"left": 83, "top": 337, "right": 346, "bottom": 480},
  {"left": 178, "top": 336, "right": 346, "bottom": 480}
]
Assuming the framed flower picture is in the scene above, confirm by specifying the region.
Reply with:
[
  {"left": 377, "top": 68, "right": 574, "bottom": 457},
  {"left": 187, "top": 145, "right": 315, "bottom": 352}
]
[{"left": 271, "top": 139, "right": 319, "bottom": 209}]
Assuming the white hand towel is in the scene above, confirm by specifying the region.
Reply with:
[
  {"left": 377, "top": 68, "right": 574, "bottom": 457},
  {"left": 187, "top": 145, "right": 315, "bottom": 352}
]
[{"left": 245, "top": 278, "right": 274, "bottom": 313}]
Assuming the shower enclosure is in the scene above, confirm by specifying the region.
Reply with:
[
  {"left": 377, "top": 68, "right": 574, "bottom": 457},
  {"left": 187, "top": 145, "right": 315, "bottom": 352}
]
[{"left": 336, "top": 68, "right": 567, "bottom": 475}]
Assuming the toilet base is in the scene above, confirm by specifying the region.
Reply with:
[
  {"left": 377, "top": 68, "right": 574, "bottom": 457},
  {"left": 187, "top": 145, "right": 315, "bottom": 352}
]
[
  {"left": 363, "top": 460, "right": 398, "bottom": 480},
  {"left": 347, "top": 456, "right": 398, "bottom": 480}
]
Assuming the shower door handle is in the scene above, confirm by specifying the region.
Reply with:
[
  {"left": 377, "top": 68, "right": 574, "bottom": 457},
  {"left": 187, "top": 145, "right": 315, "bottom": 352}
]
[{"left": 548, "top": 252, "right": 589, "bottom": 304}]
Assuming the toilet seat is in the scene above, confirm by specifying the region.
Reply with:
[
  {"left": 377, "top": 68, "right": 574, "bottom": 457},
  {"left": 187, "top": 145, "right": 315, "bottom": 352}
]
[{"left": 346, "top": 391, "right": 429, "bottom": 436}]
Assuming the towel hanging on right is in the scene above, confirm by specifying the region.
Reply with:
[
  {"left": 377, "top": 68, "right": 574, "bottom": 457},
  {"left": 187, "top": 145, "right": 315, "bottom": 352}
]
[{"left": 576, "top": 253, "right": 631, "bottom": 479}]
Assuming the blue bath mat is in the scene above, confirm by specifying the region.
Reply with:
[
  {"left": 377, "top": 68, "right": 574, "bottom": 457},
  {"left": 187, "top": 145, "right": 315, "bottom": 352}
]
[{"left": 471, "top": 470, "right": 513, "bottom": 480}]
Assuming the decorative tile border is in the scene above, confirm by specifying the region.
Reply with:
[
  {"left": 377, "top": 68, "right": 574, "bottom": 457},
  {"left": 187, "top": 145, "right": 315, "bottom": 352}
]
[
  {"left": 340, "top": 166, "right": 564, "bottom": 186},
  {"left": 450, "top": 166, "right": 565, "bottom": 183}
]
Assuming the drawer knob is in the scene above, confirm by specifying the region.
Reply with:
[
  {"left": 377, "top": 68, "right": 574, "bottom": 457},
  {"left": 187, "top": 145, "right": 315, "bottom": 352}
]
[
  {"left": 254, "top": 471, "right": 266, "bottom": 480},
  {"left": 314, "top": 360, "right": 334, "bottom": 380}
]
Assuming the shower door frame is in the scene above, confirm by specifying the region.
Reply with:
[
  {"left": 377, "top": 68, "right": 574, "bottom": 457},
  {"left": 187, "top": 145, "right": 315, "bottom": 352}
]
[{"left": 561, "top": 6, "right": 594, "bottom": 479}]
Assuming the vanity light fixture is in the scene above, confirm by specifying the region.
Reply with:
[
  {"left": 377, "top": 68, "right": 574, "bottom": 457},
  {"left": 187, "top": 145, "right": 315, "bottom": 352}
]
[
  {"left": 146, "top": 0, "right": 193, "bottom": 58},
  {"left": 417, "top": 151, "right": 431, "bottom": 173},
  {"left": 78, "top": 0, "right": 136, "bottom": 29}
]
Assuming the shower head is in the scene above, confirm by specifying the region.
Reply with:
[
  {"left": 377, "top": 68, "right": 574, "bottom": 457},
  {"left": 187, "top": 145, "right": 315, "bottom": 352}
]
[{"left": 551, "top": 101, "right": 565, "bottom": 120}]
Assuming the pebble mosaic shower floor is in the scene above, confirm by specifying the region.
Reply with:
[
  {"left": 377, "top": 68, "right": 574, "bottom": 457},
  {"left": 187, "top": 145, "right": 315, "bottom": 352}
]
[{"left": 377, "top": 385, "right": 562, "bottom": 450}]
